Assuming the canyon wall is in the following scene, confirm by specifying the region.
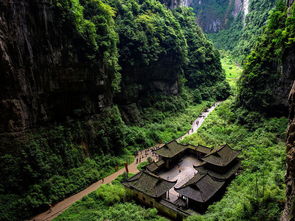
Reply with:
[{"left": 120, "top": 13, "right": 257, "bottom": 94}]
[
  {"left": 282, "top": 2, "right": 295, "bottom": 220},
  {"left": 0, "top": 1, "right": 229, "bottom": 220},
  {"left": 284, "top": 81, "right": 295, "bottom": 221},
  {"left": 188, "top": 0, "right": 249, "bottom": 33},
  {"left": 0, "top": 0, "right": 114, "bottom": 134},
  {"left": 160, "top": 0, "right": 192, "bottom": 8}
]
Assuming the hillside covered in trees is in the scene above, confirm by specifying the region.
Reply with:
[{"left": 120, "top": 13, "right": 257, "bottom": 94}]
[
  {"left": 0, "top": 0, "right": 294, "bottom": 220},
  {"left": 0, "top": 0, "right": 229, "bottom": 220}
]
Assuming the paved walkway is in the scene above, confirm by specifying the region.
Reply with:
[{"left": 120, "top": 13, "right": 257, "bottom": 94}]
[
  {"left": 158, "top": 155, "right": 201, "bottom": 202},
  {"left": 30, "top": 146, "right": 160, "bottom": 221},
  {"left": 31, "top": 102, "right": 221, "bottom": 221},
  {"left": 177, "top": 102, "right": 222, "bottom": 141}
]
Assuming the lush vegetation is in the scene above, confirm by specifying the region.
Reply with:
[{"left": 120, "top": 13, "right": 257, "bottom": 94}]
[
  {"left": 190, "top": 0, "right": 232, "bottom": 32},
  {"left": 54, "top": 175, "right": 167, "bottom": 221},
  {"left": 236, "top": 1, "right": 295, "bottom": 114},
  {"left": 1, "top": 0, "right": 256, "bottom": 220},
  {"left": 0, "top": 96, "right": 213, "bottom": 220},
  {"left": 0, "top": 106, "right": 132, "bottom": 220},
  {"left": 53, "top": 58, "right": 286, "bottom": 221},
  {"left": 208, "top": 0, "right": 277, "bottom": 62},
  {"left": 173, "top": 8, "right": 230, "bottom": 100},
  {"left": 54, "top": 0, "right": 121, "bottom": 91},
  {"left": 107, "top": 0, "right": 230, "bottom": 107},
  {"left": 220, "top": 51, "right": 243, "bottom": 92},
  {"left": 51, "top": 45, "right": 240, "bottom": 221},
  {"left": 183, "top": 98, "right": 287, "bottom": 221}
]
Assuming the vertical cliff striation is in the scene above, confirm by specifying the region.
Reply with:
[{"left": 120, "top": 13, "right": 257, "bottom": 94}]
[
  {"left": 282, "top": 2, "right": 295, "bottom": 220},
  {"left": 188, "top": 0, "right": 249, "bottom": 33},
  {"left": 242, "top": 0, "right": 249, "bottom": 24},
  {"left": 0, "top": 0, "right": 116, "bottom": 135},
  {"left": 160, "top": 0, "right": 192, "bottom": 9},
  {"left": 284, "top": 81, "right": 295, "bottom": 221},
  {"left": 0, "top": 1, "right": 229, "bottom": 220}
]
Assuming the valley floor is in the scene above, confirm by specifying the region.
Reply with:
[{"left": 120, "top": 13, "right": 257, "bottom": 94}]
[
  {"left": 43, "top": 54, "right": 286, "bottom": 221},
  {"left": 32, "top": 101, "right": 219, "bottom": 221}
]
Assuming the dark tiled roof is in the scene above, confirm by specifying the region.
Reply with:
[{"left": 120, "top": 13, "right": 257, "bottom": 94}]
[
  {"left": 187, "top": 144, "right": 211, "bottom": 154},
  {"left": 146, "top": 160, "right": 165, "bottom": 172},
  {"left": 175, "top": 173, "right": 225, "bottom": 203},
  {"left": 194, "top": 160, "right": 241, "bottom": 180},
  {"left": 202, "top": 144, "right": 240, "bottom": 166},
  {"left": 155, "top": 140, "right": 187, "bottom": 158},
  {"left": 122, "top": 170, "right": 176, "bottom": 198},
  {"left": 155, "top": 140, "right": 212, "bottom": 159}
]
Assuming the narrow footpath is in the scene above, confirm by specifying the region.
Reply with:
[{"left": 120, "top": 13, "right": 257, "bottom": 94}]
[
  {"left": 177, "top": 101, "right": 221, "bottom": 141},
  {"left": 31, "top": 102, "right": 221, "bottom": 221}
]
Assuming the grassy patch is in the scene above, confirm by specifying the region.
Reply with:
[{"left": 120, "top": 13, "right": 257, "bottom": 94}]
[
  {"left": 220, "top": 51, "right": 243, "bottom": 92},
  {"left": 183, "top": 98, "right": 287, "bottom": 221},
  {"left": 137, "top": 161, "right": 150, "bottom": 171},
  {"left": 50, "top": 101, "right": 212, "bottom": 220},
  {"left": 54, "top": 179, "right": 168, "bottom": 221}
]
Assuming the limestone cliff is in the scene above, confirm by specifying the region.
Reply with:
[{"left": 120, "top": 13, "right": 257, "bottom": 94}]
[
  {"left": 284, "top": 81, "right": 295, "bottom": 221},
  {"left": 160, "top": 0, "right": 233, "bottom": 35},
  {"left": 0, "top": 0, "right": 114, "bottom": 134},
  {"left": 0, "top": 1, "right": 229, "bottom": 219},
  {"left": 282, "top": 2, "right": 295, "bottom": 220},
  {"left": 160, "top": 0, "right": 192, "bottom": 9},
  {"left": 188, "top": 0, "right": 249, "bottom": 33}
]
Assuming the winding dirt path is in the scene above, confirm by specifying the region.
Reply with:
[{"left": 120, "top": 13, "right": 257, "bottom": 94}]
[{"left": 31, "top": 102, "right": 221, "bottom": 221}]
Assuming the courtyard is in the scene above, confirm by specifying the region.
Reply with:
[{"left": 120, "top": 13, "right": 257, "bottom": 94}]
[{"left": 158, "top": 154, "right": 202, "bottom": 202}]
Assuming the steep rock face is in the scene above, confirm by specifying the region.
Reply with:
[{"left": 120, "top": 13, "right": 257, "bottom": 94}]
[
  {"left": 236, "top": 0, "right": 294, "bottom": 116},
  {"left": 162, "top": 0, "right": 235, "bottom": 33},
  {"left": 160, "top": 0, "right": 192, "bottom": 8},
  {"left": 282, "top": 2, "right": 295, "bottom": 220},
  {"left": 284, "top": 81, "right": 295, "bottom": 221},
  {"left": 115, "top": 52, "right": 182, "bottom": 123},
  {"left": 0, "top": 0, "right": 113, "bottom": 134},
  {"left": 273, "top": 48, "right": 295, "bottom": 113},
  {"left": 188, "top": 0, "right": 248, "bottom": 33}
]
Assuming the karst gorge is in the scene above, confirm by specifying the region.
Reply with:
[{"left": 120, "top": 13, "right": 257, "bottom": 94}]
[{"left": 0, "top": 0, "right": 294, "bottom": 220}]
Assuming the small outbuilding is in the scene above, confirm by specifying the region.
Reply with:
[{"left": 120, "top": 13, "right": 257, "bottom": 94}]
[
  {"left": 122, "top": 170, "right": 176, "bottom": 203},
  {"left": 175, "top": 173, "right": 225, "bottom": 212},
  {"left": 194, "top": 144, "right": 241, "bottom": 180}
]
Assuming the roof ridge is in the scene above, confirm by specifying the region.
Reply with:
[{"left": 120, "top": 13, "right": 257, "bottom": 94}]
[
  {"left": 198, "top": 144, "right": 212, "bottom": 149},
  {"left": 199, "top": 175, "right": 213, "bottom": 202},
  {"left": 194, "top": 162, "right": 207, "bottom": 168},
  {"left": 204, "top": 144, "right": 228, "bottom": 157},
  {"left": 143, "top": 170, "right": 177, "bottom": 184},
  {"left": 161, "top": 140, "right": 177, "bottom": 148},
  {"left": 167, "top": 139, "right": 177, "bottom": 145},
  {"left": 123, "top": 171, "right": 143, "bottom": 183},
  {"left": 175, "top": 172, "right": 207, "bottom": 190}
]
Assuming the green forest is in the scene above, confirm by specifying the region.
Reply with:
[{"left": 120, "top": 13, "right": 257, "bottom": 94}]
[{"left": 0, "top": 0, "right": 294, "bottom": 220}]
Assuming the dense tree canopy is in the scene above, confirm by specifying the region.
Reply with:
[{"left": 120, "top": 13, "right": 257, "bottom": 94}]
[
  {"left": 236, "top": 1, "right": 295, "bottom": 114},
  {"left": 0, "top": 1, "right": 230, "bottom": 220}
]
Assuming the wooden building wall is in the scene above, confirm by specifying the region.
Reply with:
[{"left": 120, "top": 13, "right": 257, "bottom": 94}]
[{"left": 125, "top": 188, "right": 186, "bottom": 220}]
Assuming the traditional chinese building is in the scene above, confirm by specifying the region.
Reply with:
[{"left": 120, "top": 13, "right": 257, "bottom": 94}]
[
  {"left": 175, "top": 173, "right": 225, "bottom": 212},
  {"left": 122, "top": 170, "right": 190, "bottom": 219},
  {"left": 122, "top": 140, "right": 241, "bottom": 220},
  {"left": 194, "top": 144, "right": 241, "bottom": 181},
  {"left": 154, "top": 140, "right": 211, "bottom": 169}
]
